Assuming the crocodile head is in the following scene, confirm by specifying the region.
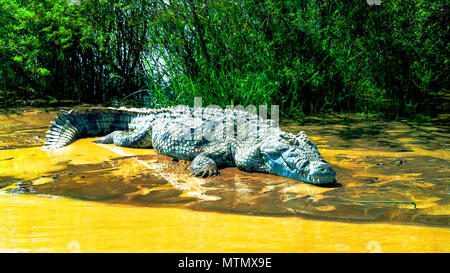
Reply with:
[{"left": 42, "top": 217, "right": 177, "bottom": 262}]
[{"left": 258, "top": 131, "right": 336, "bottom": 185}]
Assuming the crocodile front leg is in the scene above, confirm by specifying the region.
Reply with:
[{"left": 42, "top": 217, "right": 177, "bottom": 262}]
[
  {"left": 190, "top": 141, "right": 234, "bottom": 177},
  {"left": 191, "top": 154, "right": 219, "bottom": 177}
]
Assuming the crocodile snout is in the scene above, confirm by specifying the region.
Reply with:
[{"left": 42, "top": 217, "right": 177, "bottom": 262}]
[{"left": 308, "top": 161, "right": 336, "bottom": 183}]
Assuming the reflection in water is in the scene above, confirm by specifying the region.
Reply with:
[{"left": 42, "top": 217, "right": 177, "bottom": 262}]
[
  {"left": 97, "top": 143, "right": 220, "bottom": 202},
  {"left": 0, "top": 108, "right": 449, "bottom": 252}
]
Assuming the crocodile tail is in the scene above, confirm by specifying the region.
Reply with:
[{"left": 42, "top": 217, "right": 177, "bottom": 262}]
[{"left": 42, "top": 108, "right": 136, "bottom": 150}]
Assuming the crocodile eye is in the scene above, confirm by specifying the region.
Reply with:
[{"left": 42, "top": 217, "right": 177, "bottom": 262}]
[{"left": 279, "top": 133, "right": 296, "bottom": 145}]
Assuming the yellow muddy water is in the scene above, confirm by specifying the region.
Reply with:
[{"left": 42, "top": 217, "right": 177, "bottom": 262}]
[{"left": 0, "top": 107, "right": 449, "bottom": 252}]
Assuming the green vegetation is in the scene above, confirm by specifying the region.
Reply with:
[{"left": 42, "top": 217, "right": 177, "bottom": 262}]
[{"left": 0, "top": 0, "right": 448, "bottom": 118}]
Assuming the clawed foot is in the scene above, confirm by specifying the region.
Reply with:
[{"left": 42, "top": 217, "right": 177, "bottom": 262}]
[
  {"left": 191, "top": 154, "right": 220, "bottom": 178},
  {"left": 93, "top": 132, "right": 118, "bottom": 144},
  {"left": 193, "top": 164, "right": 220, "bottom": 178},
  {"left": 93, "top": 138, "right": 106, "bottom": 144}
]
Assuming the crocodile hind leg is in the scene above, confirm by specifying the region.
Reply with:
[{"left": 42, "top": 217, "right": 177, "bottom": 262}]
[{"left": 93, "top": 125, "right": 152, "bottom": 148}]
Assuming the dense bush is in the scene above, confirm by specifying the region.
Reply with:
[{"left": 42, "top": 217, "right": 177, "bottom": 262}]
[
  {"left": 0, "top": 0, "right": 153, "bottom": 103},
  {"left": 0, "top": 0, "right": 448, "bottom": 118}
]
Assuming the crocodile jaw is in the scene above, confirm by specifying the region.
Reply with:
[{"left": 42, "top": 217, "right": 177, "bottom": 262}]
[{"left": 259, "top": 135, "right": 336, "bottom": 185}]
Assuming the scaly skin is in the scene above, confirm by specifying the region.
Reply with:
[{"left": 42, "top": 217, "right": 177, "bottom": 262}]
[{"left": 43, "top": 106, "right": 336, "bottom": 185}]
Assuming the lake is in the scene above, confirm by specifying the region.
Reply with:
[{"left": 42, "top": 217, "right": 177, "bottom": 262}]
[{"left": 0, "top": 107, "right": 448, "bottom": 252}]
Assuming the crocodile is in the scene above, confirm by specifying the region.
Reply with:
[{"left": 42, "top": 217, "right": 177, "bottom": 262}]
[{"left": 42, "top": 106, "right": 336, "bottom": 185}]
